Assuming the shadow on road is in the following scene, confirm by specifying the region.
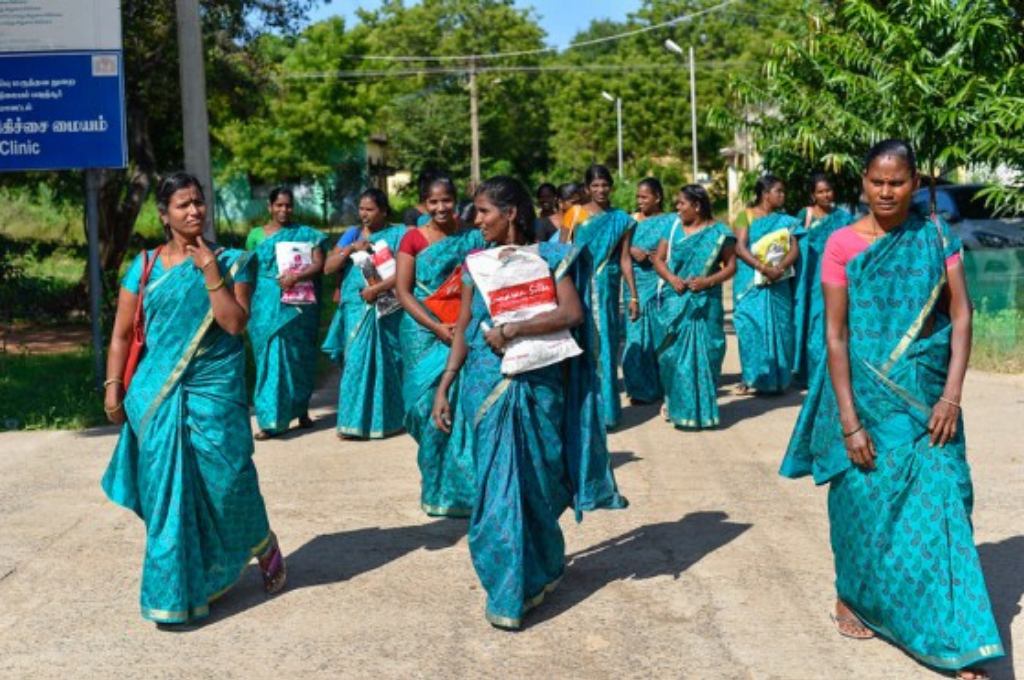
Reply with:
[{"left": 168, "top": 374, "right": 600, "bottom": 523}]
[
  {"left": 203, "top": 519, "right": 468, "bottom": 626},
  {"left": 615, "top": 401, "right": 662, "bottom": 433},
  {"left": 716, "top": 388, "right": 805, "bottom": 430},
  {"left": 978, "top": 535, "right": 1023, "bottom": 680},
  {"left": 529, "top": 511, "right": 751, "bottom": 628},
  {"left": 609, "top": 450, "right": 642, "bottom": 471}
]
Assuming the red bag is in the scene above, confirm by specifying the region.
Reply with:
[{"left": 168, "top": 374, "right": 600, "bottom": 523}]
[
  {"left": 423, "top": 265, "right": 464, "bottom": 325},
  {"left": 123, "top": 246, "right": 162, "bottom": 389}
]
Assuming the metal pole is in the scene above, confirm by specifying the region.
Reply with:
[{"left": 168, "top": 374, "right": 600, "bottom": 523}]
[
  {"left": 176, "top": 0, "right": 215, "bottom": 240},
  {"left": 85, "top": 170, "right": 104, "bottom": 389},
  {"left": 689, "top": 46, "right": 699, "bottom": 182},
  {"left": 469, "top": 59, "right": 481, "bottom": 188},
  {"left": 616, "top": 97, "right": 624, "bottom": 180}
]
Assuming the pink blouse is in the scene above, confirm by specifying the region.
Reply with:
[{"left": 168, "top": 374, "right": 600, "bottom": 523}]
[{"left": 821, "top": 227, "right": 961, "bottom": 286}]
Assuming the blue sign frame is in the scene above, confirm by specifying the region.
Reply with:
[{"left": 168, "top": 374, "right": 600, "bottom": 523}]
[{"left": 0, "top": 51, "right": 127, "bottom": 171}]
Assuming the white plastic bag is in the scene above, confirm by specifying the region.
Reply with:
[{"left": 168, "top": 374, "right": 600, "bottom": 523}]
[
  {"left": 275, "top": 241, "right": 316, "bottom": 304},
  {"left": 465, "top": 245, "right": 582, "bottom": 376}
]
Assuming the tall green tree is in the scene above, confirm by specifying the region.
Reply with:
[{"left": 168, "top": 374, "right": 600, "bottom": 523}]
[
  {"left": 713, "top": 0, "right": 1024, "bottom": 211},
  {"left": 95, "top": 0, "right": 316, "bottom": 274}
]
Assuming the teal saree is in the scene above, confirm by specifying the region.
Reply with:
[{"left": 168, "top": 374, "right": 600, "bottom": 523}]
[
  {"left": 792, "top": 207, "right": 854, "bottom": 385},
  {"left": 400, "top": 228, "right": 485, "bottom": 517},
  {"left": 653, "top": 222, "right": 735, "bottom": 429},
  {"left": 461, "top": 242, "right": 627, "bottom": 628},
  {"left": 248, "top": 225, "right": 328, "bottom": 434},
  {"left": 733, "top": 212, "right": 804, "bottom": 393},
  {"left": 321, "top": 225, "right": 407, "bottom": 438},
  {"left": 622, "top": 212, "right": 674, "bottom": 403},
  {"left": 781, "top": 211, "right": 1003, "bottom": 671},
  {"left": 102, "top": 249, "right": 273, "bottom": 624},
  {"left": 571, "top": 208, "right": 635, "bottom": 428}
]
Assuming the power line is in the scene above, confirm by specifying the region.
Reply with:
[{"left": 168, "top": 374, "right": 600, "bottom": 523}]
[
  {"left": 333, "top": 0, "right": 741, "bottom": 63},
  {"left": 280, "top": 60, "right": 756, "bottom": 81}
]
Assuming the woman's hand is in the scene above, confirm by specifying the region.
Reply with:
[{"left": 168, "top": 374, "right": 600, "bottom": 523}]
[
  {"left": 763, "top": 265, "right": 785, "bottom": 282},
  {"left": 628, "top": 298, "right": 640, "bottom": 321},
  {"left": 629, "top": 246, "right": 649, "bottom": 263},
  {"left": 104, "top": 384, "right": 126, "bottom": 425},
  {"left": 360, "top": 285, "right": 378, "bottom": 304},
  {"left": 928, "top": 399, "right": 960, "bottom": 447},
  {"left": 431, "top": 390, "right": 453, "bottom": 434},
  {"left": 433, "top": 323, "right": 455, "bottom": 346},
  {"left": 484, "top": 323, "right": 513, "bottom": 354},
  {"left": 278, "top": 272, "right": 298, "bottom": 290},
  {"left": 687, "top": 276, "right": 710, "bottom": 292},
  {"left": 844, "top": 426, "right": 877, "bottom": 470},
  {"left": 185, "top": 236, "right": 218, "bottom": 272},
  {"left": 671, "top": 276, "right": 688, "bottom": 294},
  {"left": 352, "top": 239, "right": 372, "bottom": 252}
]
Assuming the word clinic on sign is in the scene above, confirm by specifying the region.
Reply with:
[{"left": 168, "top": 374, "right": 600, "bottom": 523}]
[{"left": 0, "top": 139, "right": 41, "bottom": 156}]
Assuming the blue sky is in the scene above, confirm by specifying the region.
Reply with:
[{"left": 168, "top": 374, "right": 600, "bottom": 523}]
[{"left": 307, "top": 1, "right": 644, "bottom": 48}]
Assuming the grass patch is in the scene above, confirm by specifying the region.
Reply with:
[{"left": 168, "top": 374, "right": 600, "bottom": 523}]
[
  {"left": 972, "top": 309, "right": 1024, "bottom": 373},
  {"left": 0, "top": 349, "right": 106, "bottom": 430}
]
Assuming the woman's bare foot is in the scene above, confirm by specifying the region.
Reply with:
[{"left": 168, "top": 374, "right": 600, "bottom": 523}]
[
  {"left": 831, "top": 600, "right": 874, "bottom": 639},
  {"left": 956, "top": 668, "right": 989, "bottom": 680}
]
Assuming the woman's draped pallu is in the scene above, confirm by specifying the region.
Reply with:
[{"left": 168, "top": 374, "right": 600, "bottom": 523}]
[
  {"left": 652, "top": 222, "right": 735, "bottom": 429},
  {"left": 565, "top": 207, "right": 635, "bottom": 428},
  {"left": 780, "top": 212, "right": 1004, "bottom": 670},
  {"left": 248, "top": 225, "right": 328, "bottom": 433},
  {"left": 462, "top": 242, "right": 628, "bottom": 628},
  {"left": 102, "top": 250, "right": 273, "bottom": 623},
  {"left": 622, "top": 213, "right": 674, "bottom": 403},
  {"left": 401, "top": 228, "right": 485, "bottom": 517},
  {"left": 322, "top": 225, "right": 407, "bottom": 438},
  {"left": 792, "top": 207, "right": 854, "bottom": 385},
  {"left": 733, "top": 212, "right": 804, "bottom": 393}
]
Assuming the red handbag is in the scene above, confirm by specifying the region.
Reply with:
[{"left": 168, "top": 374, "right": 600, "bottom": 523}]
[
  {"left": 123, "top": 246, "right": 162, "bottom": 389},
  {"left": 423, "top": 265, "right": 464, "bottom": 325}
]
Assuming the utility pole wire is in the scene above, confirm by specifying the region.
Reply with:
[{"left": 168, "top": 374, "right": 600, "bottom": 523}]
[
  {"left": 279, "top": 60, "right": 756, "bottom": 81},
  {"left": 329, "top": 0, "right": 741, "bottom": 63}
]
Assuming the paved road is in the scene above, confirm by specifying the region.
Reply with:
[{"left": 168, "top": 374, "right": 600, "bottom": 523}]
[{"left": 1, "top": 337, "right": 1020, "bottom": 679}]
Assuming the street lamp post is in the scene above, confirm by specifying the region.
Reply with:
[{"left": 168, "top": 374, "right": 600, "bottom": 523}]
[
  {"left": 665, "top": 39, "right": 699, "bottom": 183},
  {"left": 601, "top": 91, "right": 623, "bottom": 180}
]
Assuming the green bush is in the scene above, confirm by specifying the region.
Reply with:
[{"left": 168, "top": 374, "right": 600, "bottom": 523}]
[{"left": 972, "top": 309, "right": 1023, "bottom": 373}]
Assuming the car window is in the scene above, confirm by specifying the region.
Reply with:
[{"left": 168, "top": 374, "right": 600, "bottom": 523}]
[{"left": 952, "top": 187, "right": 1024, "bottom": 219}]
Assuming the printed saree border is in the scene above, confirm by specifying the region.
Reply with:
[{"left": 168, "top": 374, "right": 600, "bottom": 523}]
[
  {"left": 420, "top": 503, "right": 472, "bottom": 518},
  {"left": 856, "top": 610, "right": 1004, "bottom": 671},
  {"left": 484, "top": 575, "right": 563, "bottom": 630},
  {"left": 474, "top": 377, "right": 511, "bottom": 428}
]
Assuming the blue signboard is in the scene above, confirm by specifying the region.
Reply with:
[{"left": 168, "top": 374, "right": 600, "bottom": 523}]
[{"left": 0, "top": 51, "right": 127, "bottom": 171}]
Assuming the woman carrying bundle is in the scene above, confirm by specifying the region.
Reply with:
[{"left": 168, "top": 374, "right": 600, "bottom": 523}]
[
  {"left": 791, "top": 173, "right": 854, "bottom": 385},
  {"left": 322, "top": 189, "right": 407, "bottom": 439},
  {"left": 651, "top": 184, "right": 736, "bottom": 429},
  {"left": 732, "top": 175, "right": 803, "bottom": 394},
  {"left": 431, "top": 176, "right": 626, "bottom": 629},
  {"left": 781, "top": 140, "right": 1002, "bottom": 678},
  {"left": 621, "top": 177, "right": 675, "bottom": 404},
  {"left": 395, "top": 174, "right": 484, "bottom": 517},
  {"left": 102, "top": 173, "right": 285, "bottom": 625},
  {"left": 246, "top": 187, "right": 328, "bottom": 439},
  {"left": 561, "top": 164, "right": 637, "bottom": 428}
]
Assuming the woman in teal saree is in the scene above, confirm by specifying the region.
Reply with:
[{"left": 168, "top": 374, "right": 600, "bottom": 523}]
[
  {"left": 322, "top": 189, "right": 407, "bottom": 439},
  {"left": 431, "top": 177, "right": 627, "bottom": 629},
  {"left": 562, "top": 164, "right": 637, "bottom": 429},
  {"left": 652, "top": 185, "right": 736, "bottom": 429},
  {"left": 733, "top": 175, "right": 803, "bottom": 394},
  {"left": 622, "top": 177, "right": 674, "bottom": 404},
  {"left": 102, "top": 173, "right": 285, "bottom": 625},
  {"left": 792, "top": 173, "right": 855, "bottom": 385},
  {"left": 395, "top": 175, "right": 483, "bottom": 517},
  {"left": 781, "top": 141, "right": 1002, "bottom": 679},
  {"left": 246, "top": 187, "right": 328, "bottom": 439}
]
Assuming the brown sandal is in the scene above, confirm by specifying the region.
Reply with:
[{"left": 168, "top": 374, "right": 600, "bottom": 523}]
[
  {"left": 254, "top": 430, "right": 276, "bottom": 441},
  {"left": 258, "top": 532, "right": 287, "bottom": 595},
  {"left": 830, "top": 606, "right": 874, "bottom": 640}
]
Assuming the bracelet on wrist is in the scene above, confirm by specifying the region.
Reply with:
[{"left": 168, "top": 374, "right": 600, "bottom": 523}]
[
  {"left": 206, "top": 277, "right": 226, "bottom": 292},
  {"left": 938, "top": 396, "right": 961, "bottom": 409},
  {"left": 104, "top": 403, "right": 124, "bottom": 415},
  {"left": 500, "top": 323, "right": 513, "bottom": 340},
  {"left": 842, "top": 424, "right": 864, "bottom": 439},
  {"left": 103, "top": 378, "right": 123, "bottom": 388}
]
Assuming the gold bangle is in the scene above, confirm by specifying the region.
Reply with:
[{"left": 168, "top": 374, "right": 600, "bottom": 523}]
[
  {"left": 103, "top": 403, "right": 124, "bottom": 415},
  {"left": 206, "top": 277, "right": 225, "bottom": 292},
  {"left": 200, "top": 259, "right": 217, "bottom": 271},
  {"left": 103, "top": 378, "right": 123, "bottom": 388},
  {"left": 938, "top": 396, "right": 961, "bottom": 409}
]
